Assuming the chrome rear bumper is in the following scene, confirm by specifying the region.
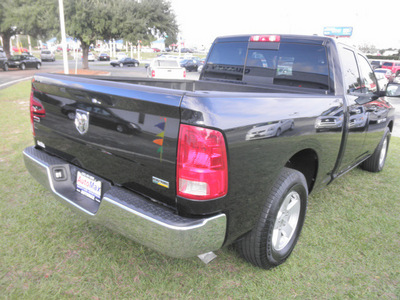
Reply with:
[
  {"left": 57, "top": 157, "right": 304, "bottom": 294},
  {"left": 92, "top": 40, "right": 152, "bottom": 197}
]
[{"left": 23, "top": 146, "right": 226, "bottom": 258}]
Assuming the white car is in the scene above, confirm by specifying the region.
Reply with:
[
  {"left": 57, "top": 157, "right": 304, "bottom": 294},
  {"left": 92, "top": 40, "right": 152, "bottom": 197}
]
[
  {"left": 147, "top": 59, "right": 186, "bottom": 79},
  {"left": 246, "top": 119, "right": 294, "bottom": 140},
  {"left": 88, "top": 52, "right": 96, "bottom": 62},
  {"left": 116, "top": 52, "right": 127, "bottom": 60},
  {"left": 40, "top": 50, "right": 55, "bottom": 62},
  {"left": 374, "top": 69, "right": 390, "bottom": 90}
]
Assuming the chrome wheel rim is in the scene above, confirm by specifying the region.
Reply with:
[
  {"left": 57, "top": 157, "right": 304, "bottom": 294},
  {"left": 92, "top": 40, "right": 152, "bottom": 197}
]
[
  {"left": 379, "top": 137, "right": 387, "bottom": 168},
  {"left": 272, "top": 191, "right": 301, "bottom": 251}
]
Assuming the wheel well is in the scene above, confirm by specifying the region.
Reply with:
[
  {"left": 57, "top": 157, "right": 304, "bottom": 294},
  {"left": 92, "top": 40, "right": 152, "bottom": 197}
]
[{"left": 285, "top": 149, "right": 318, "bottom": 193}]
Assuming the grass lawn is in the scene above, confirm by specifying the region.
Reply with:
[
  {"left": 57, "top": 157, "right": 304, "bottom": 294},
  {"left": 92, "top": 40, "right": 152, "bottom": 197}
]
[{"left": 0, "top": 81, "right": 399, "bottom": 299}]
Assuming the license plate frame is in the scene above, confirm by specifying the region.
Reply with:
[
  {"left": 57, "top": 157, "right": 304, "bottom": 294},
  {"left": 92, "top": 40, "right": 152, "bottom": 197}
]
[{"left": 76, "top": 171, "right": 102, "bottom": 202}]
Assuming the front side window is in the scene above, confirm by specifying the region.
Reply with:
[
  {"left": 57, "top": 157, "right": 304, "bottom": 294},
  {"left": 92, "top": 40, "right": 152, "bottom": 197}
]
[
  {"left": 340, "top": 48, "right": 361, "bottom": 94},
  {"left": 357, "top": 55, "right": 378, "bottom": 93}
]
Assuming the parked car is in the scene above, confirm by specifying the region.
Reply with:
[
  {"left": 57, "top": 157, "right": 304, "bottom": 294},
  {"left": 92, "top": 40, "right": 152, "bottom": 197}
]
[
  {"left": 146, "top": 58, "right": 186, "bottom": 79},
  {"left": 315, "top": 107, "right": 344, "bottom": 132},
  {"left": 0, "top": 50, "right": 8, "bottom": 71},
  {"left": 61, "top": 102, "right": 141, "bottom": 134},
  {"left": 246, "top": 119, "right": 294, "bottom": 140},
  {"left": 374, "top": 69, "right": 390, "bottom": 90},
  {"left": 98, "top": 53, "right": 110, "bottom": 61},
  {"left": 382, "top": 61, "right": 400, "bottom": 77},
  {"left": 370, "top": 60, "right": 383, "bottom": 69},
  {"left": 8, "top": 54, "right": 41, "bottom": 70},
  {"left": 40, "top": 50, "right": 55, "bottom": 62},
  {"left": 110, "top": 57, "right": 139, "bottom": 67},
  {"left": 180, "top": 59, "right": 200, "bottom": 72},
  {"left": 374, "top": 68, "right": 393, "bottom": 81},
  {"left": 12, "top": 46, "right": 29, "bottom": 53},
  {"left": 88, "top": 53, "right": 96, "bottom": 62},
  {"left": 180, "top": 48, "right": 194, "bottom": 53},
  {"left": 116, "top": 52, "right": 127, "bottom": 60}
]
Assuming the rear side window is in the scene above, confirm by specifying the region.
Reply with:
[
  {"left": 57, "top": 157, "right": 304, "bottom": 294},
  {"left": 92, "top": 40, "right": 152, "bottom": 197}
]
[
  {"left": 203, "top": 42, "right": 329, "bottom": 90},
  {"left": 383, "top": 62, "right": 393, "bottom": 67}
]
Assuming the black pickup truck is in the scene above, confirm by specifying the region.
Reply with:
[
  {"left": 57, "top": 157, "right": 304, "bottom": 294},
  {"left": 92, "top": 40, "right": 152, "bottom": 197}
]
[{"left": 23, "top": 34, "right": 395, "bottom": 269}]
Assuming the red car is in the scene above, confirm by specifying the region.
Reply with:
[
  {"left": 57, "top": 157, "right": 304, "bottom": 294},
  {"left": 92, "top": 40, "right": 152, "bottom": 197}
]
[
  {"left": 382, "top": 61, "right": 400, "bottom": 77},
  {"left": 12, "top": 46, "right": 28, "bottom": 53}
]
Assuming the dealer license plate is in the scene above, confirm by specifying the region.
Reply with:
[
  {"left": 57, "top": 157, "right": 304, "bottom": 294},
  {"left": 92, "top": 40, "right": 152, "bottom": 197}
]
[{"left": 76, "top": 171, "right": 102, "bottom": 202}]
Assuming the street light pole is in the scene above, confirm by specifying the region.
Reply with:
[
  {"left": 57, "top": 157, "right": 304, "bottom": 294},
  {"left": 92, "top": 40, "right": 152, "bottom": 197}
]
[{"left": 58, "top": 0, "right": 69, "bottom": 74}]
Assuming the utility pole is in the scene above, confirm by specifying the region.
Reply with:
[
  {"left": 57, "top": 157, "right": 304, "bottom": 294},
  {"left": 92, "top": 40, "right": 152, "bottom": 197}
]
[{"left": 58, "top": 0, "right": 69, "bottom": 74}]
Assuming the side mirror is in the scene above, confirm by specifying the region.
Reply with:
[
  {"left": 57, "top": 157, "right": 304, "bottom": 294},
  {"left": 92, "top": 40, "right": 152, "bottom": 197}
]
[{"left": 386, "top": 83, "right": 400, "bottom": 97}]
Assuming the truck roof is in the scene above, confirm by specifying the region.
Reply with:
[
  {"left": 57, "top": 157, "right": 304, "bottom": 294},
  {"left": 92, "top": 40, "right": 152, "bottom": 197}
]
[{"left": 213, "top": 34, "right": 332, "bottom": 45}]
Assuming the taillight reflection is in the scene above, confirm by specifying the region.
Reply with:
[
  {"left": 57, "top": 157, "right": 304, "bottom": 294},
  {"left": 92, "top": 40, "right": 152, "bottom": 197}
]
[{"left": 30, "top": 90, "right": 45, "bottom": 136}]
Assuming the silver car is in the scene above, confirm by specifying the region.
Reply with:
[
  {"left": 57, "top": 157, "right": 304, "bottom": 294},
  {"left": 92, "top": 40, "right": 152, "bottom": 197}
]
[{"left": 40, "top": 50, "right": 55, "bottom": 62}]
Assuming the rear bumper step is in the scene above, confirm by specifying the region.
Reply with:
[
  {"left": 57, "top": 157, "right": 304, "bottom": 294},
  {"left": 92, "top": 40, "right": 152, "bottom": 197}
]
[{"left": 23, "top": 146, "right": 226, "bottom": 258}]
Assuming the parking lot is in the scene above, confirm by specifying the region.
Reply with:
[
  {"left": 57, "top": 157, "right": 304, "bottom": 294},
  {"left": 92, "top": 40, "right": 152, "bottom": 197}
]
[{"left": 0, "top": 58, "right": 200, "bottom": 89}]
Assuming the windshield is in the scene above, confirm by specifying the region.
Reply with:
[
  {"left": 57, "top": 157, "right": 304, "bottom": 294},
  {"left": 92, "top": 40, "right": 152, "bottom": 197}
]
[{"left": 383, "top": 62, "right": 393, "bottom": 67}]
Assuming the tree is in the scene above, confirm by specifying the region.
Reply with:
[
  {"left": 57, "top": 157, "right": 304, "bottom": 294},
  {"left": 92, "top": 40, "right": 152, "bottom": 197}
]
[
  {"left": 358, "top": 43, "right": 377, "bottom": 55},
  {"left": 63, "top": 0, "right": 178, "bottom": 69},
  {"left": 112, "top": 0, "right": 178, "bottom": 54},
  {"left": 1, "top": 0, "right": 178, "bottom": 68},
  {"left": 0, "top": 1, "right": 19, "bottom": 58},
  {"left": 63, "top": 0, "right": 117, "bottom": 69},
  {"left": 0, "top": 0, "right": 58, "bottom": 58},
  {"left": 128, "top": 0, "right": 178, "bottom": 45}
]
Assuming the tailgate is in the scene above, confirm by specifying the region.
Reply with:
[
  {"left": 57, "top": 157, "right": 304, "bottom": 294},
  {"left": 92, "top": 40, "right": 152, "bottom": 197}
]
[
  {"left": 153, "top": 67, "right": 185, "bottom": 79},
  {"left": 31, "top": 74, "right": 183, "bottom": 208}
]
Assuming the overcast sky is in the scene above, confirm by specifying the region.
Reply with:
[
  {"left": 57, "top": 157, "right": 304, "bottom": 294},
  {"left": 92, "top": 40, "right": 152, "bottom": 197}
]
[{"left": 168, "top": 0, "right": 400, "bottom": 50}]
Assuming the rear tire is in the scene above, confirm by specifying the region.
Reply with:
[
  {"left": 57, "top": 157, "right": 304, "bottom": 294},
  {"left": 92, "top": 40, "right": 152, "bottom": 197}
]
[
  {"left": 361, "top": 127, "right": 390, "bottom": 172},
  {"left": 236, "top": 167, "right": 308, "bottom": 269}
]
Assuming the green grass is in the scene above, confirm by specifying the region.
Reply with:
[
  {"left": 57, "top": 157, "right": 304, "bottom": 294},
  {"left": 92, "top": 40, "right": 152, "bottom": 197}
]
[{"left": 1, "top": 81, "right": 399, "bottom": 299}]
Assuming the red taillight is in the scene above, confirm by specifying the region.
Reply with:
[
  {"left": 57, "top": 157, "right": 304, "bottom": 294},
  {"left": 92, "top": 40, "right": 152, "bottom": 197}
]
[
  {"left": 152, "top": 70, "right": 155, "bottom": 77},
  {"left": 250, "top": 35, "right": 280, "bottom": 42},
  {"left": 183, "top": 70, "right": 186, "bottom": 78},
  {"left": 30, "top": 90, "right": 45, "bottom": 136},
  {"left": 177, "top": 124, "right": 228, "bottom": 200}
]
